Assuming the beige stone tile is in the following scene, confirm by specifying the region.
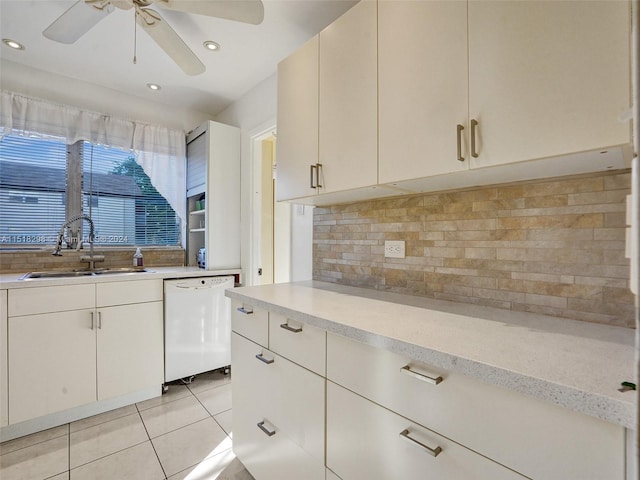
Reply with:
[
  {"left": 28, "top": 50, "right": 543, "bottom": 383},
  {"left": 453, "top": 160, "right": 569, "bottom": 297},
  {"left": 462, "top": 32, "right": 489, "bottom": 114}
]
[
  {"left": 523, "top": 195, "right": 568, "bottom": 208},
  {"left": 70, "top": 413, "right": 148, "bottom": 469},
  {"left": 604, "top": 212, "right": 626, "bottom": 227},
  {"left": 213, "top": 410, "right": 232, "bottom": 436},
  {"left": 0, "top": 435, "right": 68, "bottom": 480},
  {"left": 167, "top": 450, "right": 254, "bottom": 480},
  {"left": 603, "top": 172, "right": 631, "bottom": 190},
  {"left": 524, "top": 293, "right": 567, "bottom": 309},
  {"left": 0, "top": 425, "right": 68, "bottom": 455},
  {"left": 195, "top": 384, "right": 232, "bottom": 417},
  {"left": 464, "top": 247, "right": 497, "bottom": 259},
  {"left": 568, "top": 189, "right": 629, "bottom": 206},
  {"left": 152, "top": 418, "right": 231, "bottom": 478},
  {"left": 497, "top": 213, "right": 603, "bottom": 229},
  {"left": 139, "top": 395, "right": 210, "bottom": 439},
  {"left": 70, "top": 405, "right": 138, "bottom": 433},
  {"left": 69, "top": 441, "right": 164, "bottom": 480}
]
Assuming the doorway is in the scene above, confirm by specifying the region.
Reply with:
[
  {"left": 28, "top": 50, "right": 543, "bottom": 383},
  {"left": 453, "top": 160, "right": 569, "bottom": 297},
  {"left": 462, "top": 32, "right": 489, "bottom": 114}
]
[{"left": 251, "top": 128, "right": 291, "bottom": 286}]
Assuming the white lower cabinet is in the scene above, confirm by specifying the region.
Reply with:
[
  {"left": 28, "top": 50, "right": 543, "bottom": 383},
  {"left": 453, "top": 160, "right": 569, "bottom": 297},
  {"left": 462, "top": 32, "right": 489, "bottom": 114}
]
[
  {"left": 231, "top": 332, "right": 325, "bottom": 480},
  {"left": 230, "top": 298, "right": 626, "bottom": 480},
  {"left": 327, "top": 332, "right": 625, "bottom": 480},
  {"left": 327, "top": 381, "right": 526, "bottom": 480},
  {"left": 7, "top": 280, "right": 163, "bottom": 424}
]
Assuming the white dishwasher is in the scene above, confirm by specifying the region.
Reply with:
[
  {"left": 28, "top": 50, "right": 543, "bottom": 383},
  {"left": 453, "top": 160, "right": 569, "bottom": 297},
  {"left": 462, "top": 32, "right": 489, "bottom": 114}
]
[{"left": 164, "top": 276, "right": 234, "bottom": 382}]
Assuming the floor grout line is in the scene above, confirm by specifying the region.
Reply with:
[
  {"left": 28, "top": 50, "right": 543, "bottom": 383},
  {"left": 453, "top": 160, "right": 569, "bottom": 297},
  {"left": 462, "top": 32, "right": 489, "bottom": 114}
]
[{"left": 135, "top": 403, "right": 168, "bottom": 480}]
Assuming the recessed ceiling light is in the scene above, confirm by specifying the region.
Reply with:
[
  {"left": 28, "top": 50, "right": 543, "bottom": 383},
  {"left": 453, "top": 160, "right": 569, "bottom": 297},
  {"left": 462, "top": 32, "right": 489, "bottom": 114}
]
[
  {"left": 203, "top": 41, "right": 220, "bottom": 51},
  {"left": 2, "top": 38, "right": 25, "bottom": 50},
  {"left": 147, "top": 83, "right": 161, "bottom": 91}
]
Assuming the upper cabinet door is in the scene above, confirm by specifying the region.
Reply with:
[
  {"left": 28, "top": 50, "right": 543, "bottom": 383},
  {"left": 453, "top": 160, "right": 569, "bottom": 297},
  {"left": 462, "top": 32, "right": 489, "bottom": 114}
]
[
  {"left": 276, "top": 36, "right": 319, "bottom": 201},
  {"left": 378, "top": 0, "right": 469, "bottom": 184},
  {"left": 319, "top": 0, "right": 378, "bottom": 194},
  {"left": 468, "top": 0, "right": 631, "bottom": 169}
]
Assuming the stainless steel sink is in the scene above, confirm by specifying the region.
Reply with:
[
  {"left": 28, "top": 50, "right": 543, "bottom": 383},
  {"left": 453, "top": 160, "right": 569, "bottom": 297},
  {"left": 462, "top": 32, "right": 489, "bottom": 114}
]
[
  {"left": 20, "top": 267, "right": 149, "bottom": 280},
  {"left": 20, "top": 270, "right": 96, "bottom": 279},
  {"left": 93, "top": 267, "right": 149, "bottom": 275}
]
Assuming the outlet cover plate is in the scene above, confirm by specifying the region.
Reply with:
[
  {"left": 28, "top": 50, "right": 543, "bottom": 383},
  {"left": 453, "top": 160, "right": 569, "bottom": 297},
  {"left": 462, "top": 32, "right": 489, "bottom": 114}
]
[{"left": 384, "top": 240, "right": 405, "bottom": 258}]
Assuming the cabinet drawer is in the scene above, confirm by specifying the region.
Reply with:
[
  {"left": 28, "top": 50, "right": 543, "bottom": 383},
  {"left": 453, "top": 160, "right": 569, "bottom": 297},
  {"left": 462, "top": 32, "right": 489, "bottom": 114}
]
[
  {"left": 327, "top": 381, "right": 526, "bottom": 480},
  {"left": 8, "top": 284, "right": 95, "bottom": 316},
  {"left": 231, "top": 332, "right": 325, "bottom": 463},
  {"left": 327, "top": 333, "right": 624, "bottom": 480},
  {"left": 97, "top": 279, "right": 162, "bottom": 307},
  {"left": 231, "top": 300, "right": 268, "bottom": 347},
  {"left": 269, "top": 313, "right": 326, "bottom": 375}
]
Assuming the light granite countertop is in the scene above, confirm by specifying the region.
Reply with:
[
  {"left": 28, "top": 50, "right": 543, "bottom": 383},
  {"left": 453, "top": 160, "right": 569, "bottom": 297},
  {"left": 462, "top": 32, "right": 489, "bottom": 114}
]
[
  {"left": 226, "top": 280, "right": 637, "bottom": 429},
  {"left": 0, "top": 266, "right": 241, "bottom": 289}
]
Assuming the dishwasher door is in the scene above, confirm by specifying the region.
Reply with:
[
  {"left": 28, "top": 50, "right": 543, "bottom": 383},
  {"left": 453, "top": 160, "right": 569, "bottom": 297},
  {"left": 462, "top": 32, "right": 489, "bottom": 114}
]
[{"left": 164, "top": 276, "right": 234, "bottom": 382}]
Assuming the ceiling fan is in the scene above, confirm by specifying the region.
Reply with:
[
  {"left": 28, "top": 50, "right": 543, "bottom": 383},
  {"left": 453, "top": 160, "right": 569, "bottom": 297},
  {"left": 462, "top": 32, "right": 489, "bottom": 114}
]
[{"left": 42, "top": 0, "right": 265, "bottom": 76}]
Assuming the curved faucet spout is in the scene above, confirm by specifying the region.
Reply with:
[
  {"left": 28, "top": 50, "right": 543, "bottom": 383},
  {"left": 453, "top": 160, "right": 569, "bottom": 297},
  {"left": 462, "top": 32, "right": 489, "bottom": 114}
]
[{"left": 52, "top": 214, "right": 96, "bottom": 256}]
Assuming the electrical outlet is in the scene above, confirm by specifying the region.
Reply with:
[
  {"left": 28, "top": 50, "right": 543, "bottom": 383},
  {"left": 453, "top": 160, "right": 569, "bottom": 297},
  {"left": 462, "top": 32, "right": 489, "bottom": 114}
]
[{"left": 384, "top": 240, "right": 405, "bottom": 258}]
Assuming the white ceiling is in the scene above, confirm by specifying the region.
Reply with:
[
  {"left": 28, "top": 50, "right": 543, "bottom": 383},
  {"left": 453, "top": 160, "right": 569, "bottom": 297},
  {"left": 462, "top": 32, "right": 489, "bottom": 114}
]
[{"left": 0, "top": 0, "right": 357, "bottom": 117}]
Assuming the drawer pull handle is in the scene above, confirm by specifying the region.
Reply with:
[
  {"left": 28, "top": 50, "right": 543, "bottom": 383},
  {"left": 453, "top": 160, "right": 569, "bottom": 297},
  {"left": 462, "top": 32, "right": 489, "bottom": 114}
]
[
  {"left": 255, "top": 353, "right": 274, "bottom": 365},
  {"left": 400, "top": 365, "right": 443, "bottom": 385},
  {"left": 237, "top": 307, "right": 253, "bottom": 315},
  {"left": 257, "top": 421, "right": 276, "bottom": 437},
  {"left": 400, "top": 429, "right": 442, "bottom": 457},
  {"left": 280, "top": 322, "right": 302, "bottom": 333},
  {"left": 90, "top": 311, "right": 95, "bottom": 330}
]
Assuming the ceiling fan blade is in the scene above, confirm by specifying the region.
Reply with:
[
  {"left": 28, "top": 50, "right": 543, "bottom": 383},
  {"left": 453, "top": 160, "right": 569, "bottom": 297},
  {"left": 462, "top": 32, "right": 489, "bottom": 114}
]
[
  {"left": 43, "top": 0, "right": 115, "bottom": 44},
  {"left": 137, "top": 8, "right": 206, "bottom": 76},
  {"left": 158, "top": 0, "right": 264, "bottom": 25}
]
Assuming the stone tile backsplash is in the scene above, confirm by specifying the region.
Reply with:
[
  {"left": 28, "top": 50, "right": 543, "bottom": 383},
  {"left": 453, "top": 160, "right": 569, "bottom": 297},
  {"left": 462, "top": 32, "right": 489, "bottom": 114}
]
[
  {"left": 0, "top": 247, "right": 185, "bottom": 274},
  {"left": 313, "top": 170, "right": 634, "bottom": 328}
]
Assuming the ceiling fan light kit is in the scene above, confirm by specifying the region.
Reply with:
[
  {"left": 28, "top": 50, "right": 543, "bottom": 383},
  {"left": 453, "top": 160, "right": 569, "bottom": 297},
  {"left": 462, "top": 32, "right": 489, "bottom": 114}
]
[{"left": 42, "top": 0, "right": 264, "bottom": 76}]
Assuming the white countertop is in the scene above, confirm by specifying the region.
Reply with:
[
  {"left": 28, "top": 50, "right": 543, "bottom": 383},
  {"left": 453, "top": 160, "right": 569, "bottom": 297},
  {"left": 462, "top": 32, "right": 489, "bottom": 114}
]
[
  {"left": 226, "top": 280, "right": 637, "bottom": 429},
  {"left": 0, "top": 266, "right": 241, "bottom": 289}
]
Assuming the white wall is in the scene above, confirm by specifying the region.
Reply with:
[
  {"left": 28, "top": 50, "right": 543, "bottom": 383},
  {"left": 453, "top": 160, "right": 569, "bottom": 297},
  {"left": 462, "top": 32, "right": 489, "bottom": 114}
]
[
  {"left": 1, "top": 60, "right": 209, "bottom": 132},
  {"left": 215, "top": 73, "right": 314, "bottom": 284}
]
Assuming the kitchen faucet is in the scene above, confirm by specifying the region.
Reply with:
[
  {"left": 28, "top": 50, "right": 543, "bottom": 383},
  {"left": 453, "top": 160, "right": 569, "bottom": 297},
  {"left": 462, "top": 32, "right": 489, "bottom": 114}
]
[{"left": 52, "top": 214, "right": 105, "bottom": 270}]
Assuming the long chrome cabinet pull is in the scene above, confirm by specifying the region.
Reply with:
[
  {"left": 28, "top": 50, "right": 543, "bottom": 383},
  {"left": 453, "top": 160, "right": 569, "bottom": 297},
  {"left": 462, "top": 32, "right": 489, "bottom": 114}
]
[
  {"left": 255, "top": 353, "right": 274, "bottom": 365},
  {"left": 90, "top": 311, "right": 95, "bottom": 330},
  {"left": 97, "top": 311, "right": 102, "bottom": 329},
  {"left": 470, "top": 118, "right": 479, "bottom": 158},
  {"left": 237, "top": 307, "right": 253, "bottom": 315},
  {"left": 280, "top": 322, "right": 302, "bottom": 333},
  {"left": 257, "top": 421, "right": 276, "bottom": 437},
  {"left": 315, "top": 163, "right": 323, "bottom": 188},
  {"left": 456, "top": 124, "right": 465, "bottom": 162},
  {"left": 400, "top": 365, "right": 443, "bottom": 385},
  {"left": 310, "top": 164, "right": 317, "bottom": 189},
  {"left": 399, "top": 429, "right": 442, "bottom": 457}
]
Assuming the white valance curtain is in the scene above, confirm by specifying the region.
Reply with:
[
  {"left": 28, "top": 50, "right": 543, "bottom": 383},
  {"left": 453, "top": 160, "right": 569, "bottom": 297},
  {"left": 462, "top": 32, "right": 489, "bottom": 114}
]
[{"left": 0, "top": 90, "right": 186, "bottom": 225}]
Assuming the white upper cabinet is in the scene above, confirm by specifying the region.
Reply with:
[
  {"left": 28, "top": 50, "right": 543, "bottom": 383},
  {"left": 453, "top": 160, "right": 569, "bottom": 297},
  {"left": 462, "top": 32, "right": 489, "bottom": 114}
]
[
  {"left": 467, "top": 0, "right": 631, "bottom": 169},
  {"left": 276, "top": 36, "right": 319, "bottom": 201},
  {"left": 378, "top": 0, "right": 469, "bottom": 183},
  {"left": 319, "top": 0, "right": 378, "bottom": 194}
]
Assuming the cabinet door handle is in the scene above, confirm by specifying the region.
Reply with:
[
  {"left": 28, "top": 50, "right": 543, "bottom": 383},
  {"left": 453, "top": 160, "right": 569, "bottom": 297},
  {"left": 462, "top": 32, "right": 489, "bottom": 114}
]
[
  {"left": 97, "top": 311, "right": 102, "bottom": 329},
  {"left": 456, "top": 124, "right": 465, "bottom": 162},
  {"left": 470, "top": 118, "right": 479, "bottom": 158},
  {"left": 280, "top": 322, "right": 302, "bottom": 333},
  {"left": 237, "top": 307, "right": 253, "bottom": 315},
  {"left": 400, "top": 365, "right": 443, "bottom": 385},
  {"left": 316, "top": 163, "right": 323, "bottom": 188},
  {"left": 399, "top": 429, "right": 442, "bottom": 457},
  {"left": 257, "top": 420, "right": 276, "bottom": 437},
  {"left": 310, "top": 164, "right": 317, "bottom": 189},
  {"left": 90, "top": 311, "right": 95, "bottom": 330},
  {"left": 255, "top": 353, "right": 274, "bottom": 365}
]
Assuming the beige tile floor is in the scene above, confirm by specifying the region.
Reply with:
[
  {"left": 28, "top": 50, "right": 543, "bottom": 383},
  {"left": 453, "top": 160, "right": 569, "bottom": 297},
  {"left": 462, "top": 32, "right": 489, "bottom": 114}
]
[{"left": 0, "top": 371, "right": 254, "bottom": 480}]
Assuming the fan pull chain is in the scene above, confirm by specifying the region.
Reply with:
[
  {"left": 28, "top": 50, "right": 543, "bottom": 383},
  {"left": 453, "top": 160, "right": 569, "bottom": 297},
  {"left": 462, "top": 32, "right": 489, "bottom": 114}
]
[{"left": 133, "top": 9, "right": 138, "bottom": 65}]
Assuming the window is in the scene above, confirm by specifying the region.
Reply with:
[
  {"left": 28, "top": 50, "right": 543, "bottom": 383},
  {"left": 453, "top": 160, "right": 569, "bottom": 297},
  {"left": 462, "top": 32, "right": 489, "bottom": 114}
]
[{"left": 0, "top": 133, "right": 180, "bottom": 247}]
